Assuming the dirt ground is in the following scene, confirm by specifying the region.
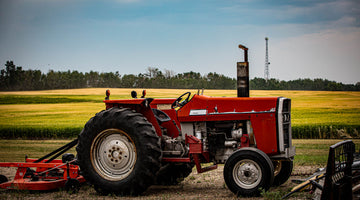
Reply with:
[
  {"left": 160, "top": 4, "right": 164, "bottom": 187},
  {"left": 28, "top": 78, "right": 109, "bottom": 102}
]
[{"left": 0, "top": 165, "right": 317, "bottom": 200}]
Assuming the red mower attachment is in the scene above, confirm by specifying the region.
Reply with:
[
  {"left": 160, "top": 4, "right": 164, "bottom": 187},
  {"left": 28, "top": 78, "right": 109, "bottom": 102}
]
[{"left": 0, "top": 139, "right": 85, "bottom": 194}]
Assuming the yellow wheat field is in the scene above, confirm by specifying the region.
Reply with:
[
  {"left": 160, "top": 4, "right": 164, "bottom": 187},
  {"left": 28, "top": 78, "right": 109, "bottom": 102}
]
[{"left": 0, "top": 89, "right": 359, "bottom": 128}]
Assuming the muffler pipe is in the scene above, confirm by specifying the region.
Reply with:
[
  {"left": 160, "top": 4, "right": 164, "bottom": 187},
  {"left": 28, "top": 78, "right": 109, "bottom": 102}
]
[{"left": 237, "top": 44, "right": 249, "bottom": 97}]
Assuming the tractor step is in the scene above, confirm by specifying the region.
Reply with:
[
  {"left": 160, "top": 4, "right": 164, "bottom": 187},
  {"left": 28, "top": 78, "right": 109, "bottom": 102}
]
[{"left": 193, "top": 154, "right": 218, "bottom": 173}]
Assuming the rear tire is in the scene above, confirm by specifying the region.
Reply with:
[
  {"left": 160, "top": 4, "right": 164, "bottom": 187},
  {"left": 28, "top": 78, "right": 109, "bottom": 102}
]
[
  {"left": 0, "top": 175, "right": 8, "bottom": 184},
  {"left": 272, "top": 160, "right": 293, "bottom": 186},
  {"left": 155, "top": 163, "right": 194, "bottom": 185},
  {"left": 224, "top": 148, "right": 274, "bottom": 197},
  {"left": 76, "top": 107, "right": 162, "bottom": 196}
]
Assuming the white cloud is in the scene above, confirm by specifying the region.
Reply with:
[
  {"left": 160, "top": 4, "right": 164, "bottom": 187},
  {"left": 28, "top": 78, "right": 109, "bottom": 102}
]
[
  {"left": 270, "top": 27, "right": 360, "bottom": 84},
  {"left": 220, "top": 0, "right": 360, "bottom": 28}
]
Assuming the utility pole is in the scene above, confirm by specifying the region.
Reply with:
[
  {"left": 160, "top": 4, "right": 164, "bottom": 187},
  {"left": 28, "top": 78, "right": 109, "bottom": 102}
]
[{"left": 264, "top": 37, "right": 270, "bottom": 81}]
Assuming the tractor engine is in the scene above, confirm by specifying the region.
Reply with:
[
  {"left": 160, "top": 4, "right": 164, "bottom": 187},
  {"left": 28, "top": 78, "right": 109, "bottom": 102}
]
[
  {"left": 178, "top": 120, "right": 254, "bottom": 164},
  {"left": 207, "top": 121, "right": 252, "bottom": 164}
]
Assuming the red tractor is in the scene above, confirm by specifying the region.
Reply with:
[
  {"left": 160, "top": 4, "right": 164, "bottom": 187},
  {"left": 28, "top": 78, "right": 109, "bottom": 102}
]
[{"left": 76, "top": 45, "right": 295, "bottom": 197}]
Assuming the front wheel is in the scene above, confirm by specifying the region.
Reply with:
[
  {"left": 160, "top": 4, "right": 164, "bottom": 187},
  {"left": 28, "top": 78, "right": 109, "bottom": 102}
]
[
  {"left": 224, "top": 148, "right": 274, "bottom": 197},
  {"left": 272, "top": 160, "right": 293, "bottom": 186},
  {"left": 76, "top": 107, "right": 162, "bottom": 196}
]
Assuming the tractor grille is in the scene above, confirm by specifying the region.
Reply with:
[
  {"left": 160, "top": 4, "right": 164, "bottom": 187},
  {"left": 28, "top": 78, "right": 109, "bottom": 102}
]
[
  {"left": 277, "top": 98, "right": 292, "bottom": 152},
  {"left": 282, "top": 99, "right": 291, "bottom": 148}
]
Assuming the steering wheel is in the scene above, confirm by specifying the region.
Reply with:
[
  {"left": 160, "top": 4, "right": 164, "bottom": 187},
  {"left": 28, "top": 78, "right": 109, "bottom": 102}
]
[{"left": 171, "top": 92, "right": 191, "bottom": 109}]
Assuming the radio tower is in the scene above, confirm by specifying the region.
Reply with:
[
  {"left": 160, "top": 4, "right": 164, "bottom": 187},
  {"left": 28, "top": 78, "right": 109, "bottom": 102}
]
[{"left": 264, "top": 37, "right": 270, "bottom": 81}]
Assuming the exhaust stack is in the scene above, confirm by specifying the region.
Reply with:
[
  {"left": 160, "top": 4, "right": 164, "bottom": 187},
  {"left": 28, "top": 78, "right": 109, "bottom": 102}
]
[{"left": 237, "top": 44, "right": 249, "bottom": 97}]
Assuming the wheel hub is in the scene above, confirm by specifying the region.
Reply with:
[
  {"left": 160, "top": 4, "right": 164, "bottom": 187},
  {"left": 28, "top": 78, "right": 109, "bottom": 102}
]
[
  {"left": 233, "top": 159, "right": 262, "bottom": 189},
  {"left": 111, "top": 149, "right": 121, "bottom": 159},
  {"left": 91, "top": 129, "right": 137, "bottom": 181},
  {"left": 273, "top": 160, "right": 282, "bottom": 176},
  {"left": 238, "top": 163, "right": 260, "bottom": 185},
  {"left": 107, "top": 144, "right": 124, "bottom": 163}
]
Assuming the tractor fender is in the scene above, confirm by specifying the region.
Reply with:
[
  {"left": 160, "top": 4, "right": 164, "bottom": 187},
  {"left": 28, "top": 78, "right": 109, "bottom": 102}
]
[
  {"left": 232, "top": 147, "right": 274, "bottom": 172},
  {"left": 234, "top": 147, "right": 271, "bottom": 158}
]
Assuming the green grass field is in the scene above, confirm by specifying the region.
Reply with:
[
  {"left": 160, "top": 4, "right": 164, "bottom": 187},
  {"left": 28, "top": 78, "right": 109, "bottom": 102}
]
[
  {"left": 2, "top": 139, "right": 350, "bottom": 200},
  {"left": 0, "top": 139, "right": 359, "bottom": 166},
  {"left": 0, "top": 88, "right": 359, "bottom": 138}
]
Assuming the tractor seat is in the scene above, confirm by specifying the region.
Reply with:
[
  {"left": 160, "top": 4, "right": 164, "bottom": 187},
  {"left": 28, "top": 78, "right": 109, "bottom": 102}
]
[{"left": 152, "top": 109, "right": 171, "bottom": 125}]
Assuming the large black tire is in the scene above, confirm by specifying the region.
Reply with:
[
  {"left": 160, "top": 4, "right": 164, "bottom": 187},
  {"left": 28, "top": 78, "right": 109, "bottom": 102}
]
[
  {"left": 155, "top": 163, "right": 194, "bottom": 185},
  {"left": 0, "top": 175, "right": 8, "bottom": 184},
  {"left": 272, "top": 160, "right": 293, "bottom": 186},
  {"left": 76, "top": 107, "right": 162, "bottom": 196},
  {"left": 224, "top": 148, "right": 274, "bottom": 197}
]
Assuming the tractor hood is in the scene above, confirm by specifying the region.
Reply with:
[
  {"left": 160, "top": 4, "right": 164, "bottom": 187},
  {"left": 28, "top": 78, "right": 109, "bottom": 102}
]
[{"left": 177, "top": 94, "right": 279, "bottom": 122}]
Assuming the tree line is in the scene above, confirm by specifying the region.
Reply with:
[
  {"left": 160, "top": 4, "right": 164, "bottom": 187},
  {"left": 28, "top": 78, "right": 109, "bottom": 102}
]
[
  {"left": 250, "top": 77, "right": 360, "bottom": 91},
  {"left": 1, "top": 61, "right": 359, "bottom": 91}
]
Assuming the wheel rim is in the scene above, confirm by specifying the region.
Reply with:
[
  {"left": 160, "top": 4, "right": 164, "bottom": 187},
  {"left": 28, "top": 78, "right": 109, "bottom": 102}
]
[
  {"left": 233, "top": 159, "right": 262, "bottom": 189},
  {"left": 273, "top": 161, "right": 282, "bottom": 177},
  {"left": 91, "top": 128, "right": 137, "bottom": 181}
]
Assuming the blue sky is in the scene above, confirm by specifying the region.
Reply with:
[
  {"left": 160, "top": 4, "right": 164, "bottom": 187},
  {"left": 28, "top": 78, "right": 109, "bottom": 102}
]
[{"left": 1, "top": 0, "right": 359, "bottom": 84}]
